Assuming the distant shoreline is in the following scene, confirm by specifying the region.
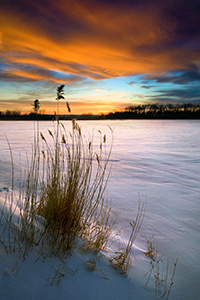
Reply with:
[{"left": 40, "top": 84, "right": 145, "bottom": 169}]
[
  {"left": 1, "top": 115, "right": 200, "bottom": 121},
  {"left": 1, "top": 103, "right": 200, "bottom": 120}
]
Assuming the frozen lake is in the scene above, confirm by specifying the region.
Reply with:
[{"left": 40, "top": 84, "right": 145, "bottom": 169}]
[{"left": 0, "top": 119, "right": 200, "bottom": 300}]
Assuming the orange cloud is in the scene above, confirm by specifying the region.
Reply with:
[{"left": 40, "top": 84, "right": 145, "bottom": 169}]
[{"left": 1, "top": 1, "right": 199, "bottom": 83}]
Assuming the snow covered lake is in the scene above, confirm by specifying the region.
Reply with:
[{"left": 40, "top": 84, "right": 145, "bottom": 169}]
[{"left": 0, "top": 119, "right": 200, "bottom": 300}]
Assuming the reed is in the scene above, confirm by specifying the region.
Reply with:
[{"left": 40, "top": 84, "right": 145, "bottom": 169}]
[
  {"left": 0, "top": 118, "right": 113, "bottom": 259},
  {"left": 145, "top": 238, "right": 178, "bottom": 299},
  {"left": 110, "top": 201, "right": 145, "bottom": 275}
]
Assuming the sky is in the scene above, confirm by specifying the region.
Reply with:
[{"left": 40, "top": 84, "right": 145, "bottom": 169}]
[{"left": 0, "top": 0, "right": 200, "bottom": 115}]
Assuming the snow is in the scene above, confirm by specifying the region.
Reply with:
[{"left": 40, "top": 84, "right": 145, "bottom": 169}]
[
  {"left": 0, "top": 250, "right": 151, "bottom": 300},
  {"left": 1, "top": 119, "right": 200, "bottom": 300},
  {"left": 0, "top": 196, "right": 153, "bottom": 300}
]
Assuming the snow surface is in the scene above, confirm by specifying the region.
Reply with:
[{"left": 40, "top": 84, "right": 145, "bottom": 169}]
[
  {"left": 1, "top": 119, "right": 200, "bottom": 300},
  {"left": 0, "top": 194, "right": 153, "bottom": 300}
]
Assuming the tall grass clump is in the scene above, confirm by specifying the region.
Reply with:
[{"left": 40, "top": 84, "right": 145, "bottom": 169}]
[
  {"left": 0, "top": 118, "right": 113, "bottom": 259},
  {"left": 37, "top": 119, "right": 113, "bottom": 255}
]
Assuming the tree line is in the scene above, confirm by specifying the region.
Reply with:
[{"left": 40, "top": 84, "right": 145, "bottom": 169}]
[{"left": 106, "top": 103, "right": 200, "bottom": 119}]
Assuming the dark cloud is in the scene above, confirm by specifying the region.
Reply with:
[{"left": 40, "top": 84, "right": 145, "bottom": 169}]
[
  {"left": 160, "top": 87, "right": 200, "bottom": 100},
  {"left": 163, "top": 0, "right": 200, "bottom": 39},
  {"left": 141, "top": 85, "right": 152, "bottom": 89},
  {"left": 147, "top": 86, "right": 200, "bottom": 104},
  {"left": 0, "top": 72, "right": 35, "bottom": 83},
  {"left": 144, "top": 66, "right": 200, "bottom": 85},
  {"left": 128, "top": 81, "right": 152, "bottom": 88}
]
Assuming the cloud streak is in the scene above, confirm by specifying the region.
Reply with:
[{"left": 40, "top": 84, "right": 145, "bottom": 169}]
[
  {"left": 144, "top": 66, "right": 200, "bottom": 85},
  {"left": 0, "top": 63, "right": 86, "bottom": 84}
]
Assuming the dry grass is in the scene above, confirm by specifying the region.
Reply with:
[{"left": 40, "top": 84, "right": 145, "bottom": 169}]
[
  {"left": 0, "top": 119, "right": 113, "bottom": 259},
  {"left": 37, "top": 119, "right": 113, "bottom": 255},
  {"left": 0, "top": 118, "right": 147, "bottom": 284},
  {"left": 145, "top": 238, "right": 178, "bottom": 299},
  {"left": 110, "top": 201, "right": 145, "bottom": 275}
]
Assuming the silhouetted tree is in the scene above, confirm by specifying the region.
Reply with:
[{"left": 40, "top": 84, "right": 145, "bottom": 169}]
[{"left": 32, "top": 99, "right": 40, "bottom": 113}]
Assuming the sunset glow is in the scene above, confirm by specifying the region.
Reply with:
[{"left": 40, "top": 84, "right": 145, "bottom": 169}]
[{"left": 0, "top": 0, "right": 200, "bottom": 114}]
